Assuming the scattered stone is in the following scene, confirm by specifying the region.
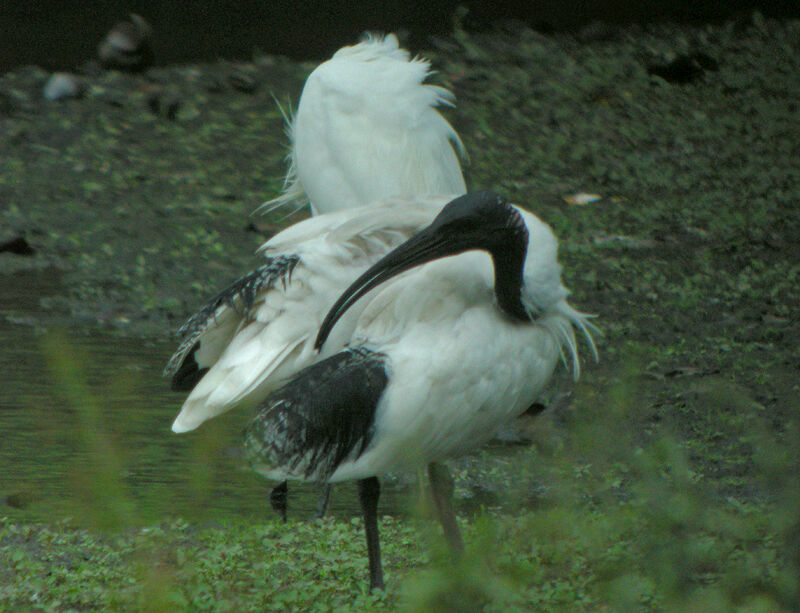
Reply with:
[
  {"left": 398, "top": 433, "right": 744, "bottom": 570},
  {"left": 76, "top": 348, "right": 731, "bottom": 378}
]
[
  {"left": 228, "top": 72, "right": 258, "bottom": 94},
  {"left": 43, "top": 72, "right": 83, "bottom": 101},
  {"left": 98, "top": 13, "right": 154, "bottom": 71},
  {"left": 647, "top": 52, "right": 719, "bottom": 84},
  {"left": 563, "top": 192, "right": 602, "bottom": 206},
  {"left": 146, "top": 88, "right": 180, "bottom": 120},
  {"left": 0, "top": 235, "right": 35, "bottom": 256}
]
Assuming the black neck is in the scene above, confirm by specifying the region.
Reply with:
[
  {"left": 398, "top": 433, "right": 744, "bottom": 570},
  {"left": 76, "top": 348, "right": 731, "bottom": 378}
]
[{"left": 490, "top": 226, "right": 531, "bottom": 322}]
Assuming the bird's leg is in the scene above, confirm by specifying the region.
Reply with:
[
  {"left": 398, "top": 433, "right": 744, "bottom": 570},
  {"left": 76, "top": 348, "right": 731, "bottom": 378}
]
[
  {"left": 427, "top": 462, "right": 464, "bottom": 554},
  {"left": 315, "top": 483, "right": 332, "bottom": 518},
  {"left": 269, "top": 480, "right": 288, "bottom": 522},
  {"left": 357, "top": 477, "right": 385, "bottom": 591}
]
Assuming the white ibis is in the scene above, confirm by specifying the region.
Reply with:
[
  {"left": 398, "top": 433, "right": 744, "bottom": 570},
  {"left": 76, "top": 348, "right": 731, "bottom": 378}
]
[
  {"left": 244, "top": 191, "right": 598, "bottom": 590},
  {"left": 166, "top": 34, "right": 464, "bottom": 431},
  {"left": 165, "top": 34, "right": 466, "bottom": 518}
]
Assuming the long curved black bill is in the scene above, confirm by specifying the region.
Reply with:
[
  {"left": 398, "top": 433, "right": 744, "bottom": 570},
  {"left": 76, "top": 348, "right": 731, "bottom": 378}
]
[
  {"left": 315, "top": 191, "right": 523, "bottom": 350},
  {"left": 315, "top": 225, "right": 464, "bottom": 350}
]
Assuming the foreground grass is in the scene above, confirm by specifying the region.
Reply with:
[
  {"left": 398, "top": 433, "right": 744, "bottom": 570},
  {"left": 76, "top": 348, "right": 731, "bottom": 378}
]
[
  {"left": 2, "top": 428, "right": 796, "bottom": 613},
  {"left": 2, "top": 349, "right": 797, "bottom": 611}
]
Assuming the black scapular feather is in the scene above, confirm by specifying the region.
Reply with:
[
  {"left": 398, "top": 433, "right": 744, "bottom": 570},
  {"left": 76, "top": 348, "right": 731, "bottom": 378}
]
[{"left": 244, "top": 347, "right": 388, "bottom": 481}]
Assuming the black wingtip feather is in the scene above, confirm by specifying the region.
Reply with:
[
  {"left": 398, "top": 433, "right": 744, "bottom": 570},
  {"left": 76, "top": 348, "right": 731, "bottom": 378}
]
[
  {"left": 170, "top": 345, "right": 209, "bottom": 391},
  {"left": 177, "top": 255, "right": 300, "bottom": 339},
  {"left": 164, "top": 255, "right": 302, "bottom": 386}
]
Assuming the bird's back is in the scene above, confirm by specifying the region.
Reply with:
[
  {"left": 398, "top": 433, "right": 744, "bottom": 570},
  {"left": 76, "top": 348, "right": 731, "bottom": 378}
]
[{"left": 272, "top": 34, "right": 466, "bottom": 215}]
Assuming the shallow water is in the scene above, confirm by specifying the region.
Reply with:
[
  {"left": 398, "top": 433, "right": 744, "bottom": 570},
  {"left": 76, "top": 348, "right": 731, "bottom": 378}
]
[{"left": 0, "top": 270, "right": 411, "bottom": 527}]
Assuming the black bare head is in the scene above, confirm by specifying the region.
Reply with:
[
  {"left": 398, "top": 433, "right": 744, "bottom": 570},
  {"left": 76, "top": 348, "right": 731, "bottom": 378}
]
[
  {"left": 424, "top": 191, "right": 523, "bottom": 241},
  {"left": 315, "top": 191, "right": 531, "bottom": 350}
]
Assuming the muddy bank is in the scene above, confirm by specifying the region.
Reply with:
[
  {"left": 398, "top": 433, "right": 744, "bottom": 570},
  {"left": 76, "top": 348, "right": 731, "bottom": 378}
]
[
  {"left": 1, "top": 53, "right": 308, "bottom": 336},
  {"left": 1, "top": 15, "right": 798, "bottom": 382}
]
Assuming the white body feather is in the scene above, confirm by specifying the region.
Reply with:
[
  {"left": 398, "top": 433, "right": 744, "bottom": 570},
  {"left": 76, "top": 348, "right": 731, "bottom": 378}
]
[
  {"left": 267, "top": 34, "right": 466, "bottom": 215},
  {"left": 334, "top": 209, "right": 595, "bottom": 480},
  {"left": 331, "top": 297, "right": 562, "bottom": 481}
]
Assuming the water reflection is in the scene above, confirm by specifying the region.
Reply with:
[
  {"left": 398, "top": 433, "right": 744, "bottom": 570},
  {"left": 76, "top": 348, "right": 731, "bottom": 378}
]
[{"left": 0, "top": 321, "right": 409, "bottom": 527}]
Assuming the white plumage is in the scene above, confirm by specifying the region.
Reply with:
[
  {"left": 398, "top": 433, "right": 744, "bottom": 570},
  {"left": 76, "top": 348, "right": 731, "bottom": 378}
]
[
  {"left": 248, "top": 197, "right": 597, "bottom": 483},
  {"left": 166, "top": 34, "right": 466, "bottom": 434},
  {"left": 266, "top": 33, "right": 466, "bottom": 215},
  {"left": 165, "top": 33, "right": 598, "bottom": 592}
]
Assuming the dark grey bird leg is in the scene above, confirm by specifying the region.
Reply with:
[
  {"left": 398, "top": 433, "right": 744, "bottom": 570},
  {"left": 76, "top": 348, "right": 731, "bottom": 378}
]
[
  {"left": 428, "top": 462, "right": 464, "bottom": 554},
  {"left": 269, "top": 480, "right": 288, "bottom": 522},
  {"left": 358, "top": 477, "right": 384, "bottom": 591},
  {"left": 315, "top": 483, "right": 333, "bottom": 518}
]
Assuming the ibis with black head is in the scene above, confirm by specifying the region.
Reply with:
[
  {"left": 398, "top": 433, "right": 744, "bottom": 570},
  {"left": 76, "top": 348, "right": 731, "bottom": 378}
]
[{"left": 244, "top": 191, "right": 598, "bottom": 590}]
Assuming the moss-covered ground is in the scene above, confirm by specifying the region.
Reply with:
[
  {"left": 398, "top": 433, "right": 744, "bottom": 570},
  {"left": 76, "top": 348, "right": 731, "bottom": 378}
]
[{"left": 1, "top": 14, "right": 799, "bottom": 612}]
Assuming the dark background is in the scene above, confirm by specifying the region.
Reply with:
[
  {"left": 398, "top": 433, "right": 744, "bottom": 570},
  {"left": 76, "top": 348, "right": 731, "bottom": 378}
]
[{"left": 1, "top": 0, "right": 798, "bottom": 72}]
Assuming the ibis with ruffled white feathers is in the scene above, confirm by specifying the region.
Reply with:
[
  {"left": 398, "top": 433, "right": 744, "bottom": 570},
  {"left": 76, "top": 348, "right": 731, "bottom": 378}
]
[
  {"left": 165, "top": 34, "right": 466, "bottom": 517},
  {"left": 165, "top": 34, "right": 465, "bottom": 433}
]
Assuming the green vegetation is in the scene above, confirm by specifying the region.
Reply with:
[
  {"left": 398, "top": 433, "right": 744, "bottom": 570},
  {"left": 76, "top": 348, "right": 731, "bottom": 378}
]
[{"left": 2, "top": 13, "right": 799, "bottom": 612}]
